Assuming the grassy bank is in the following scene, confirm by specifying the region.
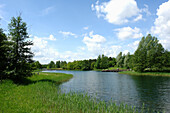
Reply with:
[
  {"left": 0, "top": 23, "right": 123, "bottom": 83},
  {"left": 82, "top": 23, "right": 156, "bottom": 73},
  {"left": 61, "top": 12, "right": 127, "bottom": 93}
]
[
  {"left": 0, "top": 72, "right": 142, "bottom": 112},
  {"left": 119, "top": 71, "right": 170, "bottom": 77},
  {"left": 108, "top": 67, "right": 127, "bottom": 70}
]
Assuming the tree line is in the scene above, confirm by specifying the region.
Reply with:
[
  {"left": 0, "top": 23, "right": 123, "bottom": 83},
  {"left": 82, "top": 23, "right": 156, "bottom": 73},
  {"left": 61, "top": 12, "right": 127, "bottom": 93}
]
[
  {"left": 0, "top": 16, "right": 33, "bottom": 80},
  {"left": 45, "top": 55, "right": 117, "bottom": 71},
  {"left": 46, "top": 34, "right": 170, "bottom": 72}
]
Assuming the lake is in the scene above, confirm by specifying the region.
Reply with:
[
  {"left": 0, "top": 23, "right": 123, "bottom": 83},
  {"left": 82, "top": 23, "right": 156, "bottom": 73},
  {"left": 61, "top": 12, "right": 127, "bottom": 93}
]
[{"left": 43, "top": 70, "right": 170, "bottom": 112}]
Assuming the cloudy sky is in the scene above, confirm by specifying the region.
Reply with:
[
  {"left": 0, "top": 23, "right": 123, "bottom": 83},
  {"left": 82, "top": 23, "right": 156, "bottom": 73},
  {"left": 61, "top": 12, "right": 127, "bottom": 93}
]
[{"left": 0, "top": 0, "right": 170, "bottom": 64}]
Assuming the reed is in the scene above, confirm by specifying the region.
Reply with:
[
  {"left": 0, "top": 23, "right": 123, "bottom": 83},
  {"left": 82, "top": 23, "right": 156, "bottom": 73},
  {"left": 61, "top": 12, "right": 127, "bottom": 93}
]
[{"left": 119, "top": 71, "right": 170, "bottom": 77}]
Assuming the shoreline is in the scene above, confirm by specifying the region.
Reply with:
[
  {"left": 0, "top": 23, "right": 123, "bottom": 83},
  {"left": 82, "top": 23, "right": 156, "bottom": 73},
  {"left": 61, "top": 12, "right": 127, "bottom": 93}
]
[
  {"left": 119, "top": 71, "right": 170, "bottom": 77},
  {"left": 41, "top": 68, "right": 170, "bottom": 77}
]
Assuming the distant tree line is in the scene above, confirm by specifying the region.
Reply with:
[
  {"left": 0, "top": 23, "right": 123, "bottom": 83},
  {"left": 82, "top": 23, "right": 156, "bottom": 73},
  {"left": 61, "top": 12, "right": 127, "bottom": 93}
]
[
  {"left": 0, "top": 16, "right": 34, "bottom": 80},
  {"left": 45, "top": 55, "right": 117, "bottom": 71},
  {"left": 45, "top": 34, "right": 169, "bottom": 72}
]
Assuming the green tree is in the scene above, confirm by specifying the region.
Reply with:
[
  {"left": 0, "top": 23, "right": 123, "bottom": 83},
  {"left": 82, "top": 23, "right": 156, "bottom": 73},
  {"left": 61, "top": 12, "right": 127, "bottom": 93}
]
[
  {"left": 67, "top": 62, "right": 74, "bottom": 70},
  {"left": 60, "top": 61, "right": 67, "bottom": 69},
  {"left": 116, "top": 52, "right": 124, "bottom": 67},
  {"left": 91, "top": 62, "right": 95, "bottom": 69},
  {"left": 56, "top": 61, "right": 60, "bottom": 68},
  {"left": 163, "top": 50, "right": 170, "bottom": 68},
  {"left": 133, "top": 34, "right": 166, "bottom": 72},
  {"left": 81, "top": 60, "right": 90, "bottom": 70},
  {"left": 8, "top": 16, "right": 34, "bottom": 77},
  {"left": 48, "top": 61, "right": 55, "bottom": 68},
  {"left": 100, "top": 54, "right": 109, "bottom": 69},
  {"left": 0, "top": 28, "right": 11, "bottom": 79},
  {"left": 95, "top": 55, "right": 101, "bottom": 69},
  {"left": 129, "top": 55, "right": 134, "bottom": 69},
  {"left": 124, "top": 52, "right": 131, "bottom": 69},
  {"left": 35, "top": 61, "right": 42, "bottom": 69}
]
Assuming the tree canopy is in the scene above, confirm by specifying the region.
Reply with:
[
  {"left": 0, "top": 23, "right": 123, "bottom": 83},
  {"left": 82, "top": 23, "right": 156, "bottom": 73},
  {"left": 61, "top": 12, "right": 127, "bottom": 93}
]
[
  {"left": 133, "top": 34, "right": 167, "bottom": 72},
  {"left": 8, "top": 16, "right": 34, "bottom": 77}
]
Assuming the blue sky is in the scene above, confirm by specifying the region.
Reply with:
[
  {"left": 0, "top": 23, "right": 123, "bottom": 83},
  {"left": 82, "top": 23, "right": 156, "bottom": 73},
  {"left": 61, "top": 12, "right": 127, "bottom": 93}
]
[{"left": 0, "top": 0, "right": 170, "bottom": 64}]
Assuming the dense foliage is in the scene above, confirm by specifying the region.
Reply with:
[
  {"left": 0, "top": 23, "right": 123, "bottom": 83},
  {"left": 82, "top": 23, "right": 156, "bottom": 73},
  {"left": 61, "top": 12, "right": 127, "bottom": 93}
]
[
  {"left": 0, "top": 29, "right": 11, "bottom": 79},
  {"left": 133, "top": 34, "right": 169, "bottom": 72},
  {"left": 0, "top": 16, "right": 33, "bottom": 79},
  {"left": 46, "top": 54, "right": 117, "bottom": 70}
]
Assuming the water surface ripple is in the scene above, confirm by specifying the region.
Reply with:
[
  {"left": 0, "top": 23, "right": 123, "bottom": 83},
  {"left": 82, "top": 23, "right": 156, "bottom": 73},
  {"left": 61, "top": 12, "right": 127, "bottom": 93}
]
[{"left": 43, "top": 70, "right": 170, "bottom": 112}]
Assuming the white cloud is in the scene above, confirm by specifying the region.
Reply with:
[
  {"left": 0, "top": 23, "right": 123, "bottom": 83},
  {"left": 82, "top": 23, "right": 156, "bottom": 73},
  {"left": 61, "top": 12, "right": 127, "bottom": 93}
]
[
  {"left": 115, "top": 27, "right": 143, "bottom": 40},
  {"left": 83, "top": 31, "right": 106, "bottom": 54},
  {"left": 49, "top": 34, "right": 56, "bottom": 40},
  {"left": 92, "top": 0, "right": 141, "bottom": 24},
  {"left": 140, "top": 4, "right": 151, "bottom": 16},
  {"left": 123, "top": 50, "right": 129, "bottom": 55},
  {"left": 103, "top": 45, "right": 122, "bottom": 57},
  {"left": 128, "top": 40, "right": 140, "bottom": 51},
  {"left": 133, "top": 14, "right": 142, "bottom": 22},
  {"left": 83, "top": 26, "right": 89, "bottom": 30},
  {"left": 31, "top": 33, "right": 127, "bottom": 64},
  {"left": 31, "top": 36, "right": 92, "bottom": 64},
  {"left": 31, "top": 36, "right": 57, "bottom": 64},
  {"left": 151, "top": 0, "right": 170, "bottom": 50},
  {"left": 59, "top": 31, "right": 77, "bottom": 38},
  {"left": 41, "top": 6, "right": 55, "bottom": 16},
  {"left": 82, "top": 31, "right": 124, "bottom": 58},
  {"left": 37, "top": 34, "right": 56, "bottom": 41}
]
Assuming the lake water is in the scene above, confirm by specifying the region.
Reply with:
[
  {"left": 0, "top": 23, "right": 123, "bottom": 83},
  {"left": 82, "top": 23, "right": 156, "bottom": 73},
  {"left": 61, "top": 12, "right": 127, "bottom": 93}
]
[{"left": 43, "top": 70, "right": 170, "bottom": 112}]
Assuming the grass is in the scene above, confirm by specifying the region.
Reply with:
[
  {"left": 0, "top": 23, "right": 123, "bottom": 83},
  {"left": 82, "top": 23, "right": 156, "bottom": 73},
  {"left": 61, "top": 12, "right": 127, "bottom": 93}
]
[
  {"left": 0, "top": 72, "right": 149, "bottom": 112},
  {"left": 119, "top": 71, "right": 170, "bottom": 77},
  {"left": 108, "top": 67, "right": 127, "bottom": 70},
  {"left": 46, "top": 68, "right": 63, "bottom": 70}
]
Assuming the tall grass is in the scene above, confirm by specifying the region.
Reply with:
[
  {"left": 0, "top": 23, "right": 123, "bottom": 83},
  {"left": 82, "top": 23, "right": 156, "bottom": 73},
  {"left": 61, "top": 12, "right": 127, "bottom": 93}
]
[
  {"left": 0, "top": 72, "right": 152, "bottom": 112},
  {"left": 108, "top": 67, "right": 127, "bottom": 70},
  {"left": 119, "top": 71, "right": 170, "bottom": 77}
]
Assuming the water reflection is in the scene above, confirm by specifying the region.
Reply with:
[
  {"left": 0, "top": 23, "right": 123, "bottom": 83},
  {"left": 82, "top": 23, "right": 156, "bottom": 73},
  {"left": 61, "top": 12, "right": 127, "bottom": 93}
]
[
  {"left": 43, "top": 70, "right": 170, "bottom": 112},
  {"left": 130, "top": 75, "right": 170, "bottom": 112}
]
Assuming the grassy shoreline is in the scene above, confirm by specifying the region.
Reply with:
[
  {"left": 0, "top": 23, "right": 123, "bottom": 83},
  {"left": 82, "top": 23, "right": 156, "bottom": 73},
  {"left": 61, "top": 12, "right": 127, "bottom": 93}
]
[
  {"left": 0, "top": 72, "right": 141, "bottom": 112},
  {"left": 119, "top": 71, "right": 170, "bottom": 77}
]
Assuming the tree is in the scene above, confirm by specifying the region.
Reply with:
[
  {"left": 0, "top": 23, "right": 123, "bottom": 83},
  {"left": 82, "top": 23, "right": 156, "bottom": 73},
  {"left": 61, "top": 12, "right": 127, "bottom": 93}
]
[
  {"left": 116, "top": 52, "right": 124, "bottom": 67},
  {"left": 124, "top": 52, "right": 131, "bottom": 69},
  {"left": 48, "top": 61, "right": 55, "bottom": 69},
  {"left": 100, "top": 54, "right": 109, "bottom": 69},
  {"left": 56, "top": 61, "right": 60, "bottom": 68},
  {"left": 133, "top": 37, "right": 147, "bottom": 72},
  {"left": 133, "top": 34, "right": 166, "bottom": 72},
  {"left": 0, "top": 28, "right": 11, "bottom": 79},
  {"left": 35, "top": 61, "right": 42, "bottom": 69},
  {"left": 91, "top": 62, "right": 95, "bottom": 69},
  {"left": 108, "top": 57, "right": 116, "bottom": 67},
  {"left": 163, "top": 50, "right": 170, "bottom": 68},
  {"left": 95, "top": 55, "right": 101, "bottom": 69},
  {"left": 60, "top": 61, "right": 67, "bottom": 69},
  {"left": 67, "top": 62, "right": 74, "bottom": 70},
  {"left": 8, "top": 16, "right": 34, "bottom": 77}
]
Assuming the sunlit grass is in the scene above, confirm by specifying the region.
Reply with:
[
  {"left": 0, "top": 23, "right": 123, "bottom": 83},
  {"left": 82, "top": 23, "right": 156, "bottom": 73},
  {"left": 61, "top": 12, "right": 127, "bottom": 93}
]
[
  {"left": 108, "top": 67, "right": 127, "bottom": 70},
  {"left": 119, "top": 71, "right": 170, "bottom": 77},
  {"left": 0, "top": 72, "right": 151, "bottom": 112}
]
